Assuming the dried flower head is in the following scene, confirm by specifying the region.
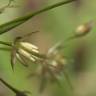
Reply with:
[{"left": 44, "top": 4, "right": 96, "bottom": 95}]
[
  {"left": 29, "top": 42, "right": 72, "bottom": 93},
  {"left": 0, "top": 78, "right": 30, "bottom": 96}
]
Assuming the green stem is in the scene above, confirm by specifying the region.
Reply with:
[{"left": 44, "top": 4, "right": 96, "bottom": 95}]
[
  {"left": 0, "top": 41, "right": 12, "bottom": 46},
  {"left": 0, "top": 0, "right": 75, "bottom": 35},
  {"left": 0, "top": 78, "right": 21, "bottom": 94}
]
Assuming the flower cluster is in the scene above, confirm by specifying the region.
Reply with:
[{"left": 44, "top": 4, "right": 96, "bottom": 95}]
[
  {"left": 0, "top": 20, "right": 94, "bottom": 94},
  {"left": 11, "top": 36, "right": 40, "bottom": 70}
]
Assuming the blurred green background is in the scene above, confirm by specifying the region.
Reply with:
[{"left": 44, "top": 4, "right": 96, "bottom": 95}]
[{"left": 0, "top": 0, "right": 96, "bottom": 96}]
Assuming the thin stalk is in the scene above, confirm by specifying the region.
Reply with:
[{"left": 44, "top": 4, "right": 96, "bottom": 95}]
[
  {"left": 0, "top": 0, "right": 75, "bottom": 35},
  {"left": 0, "top": 78, "right": 20, "bottom": 94},
  {"left": 0, "top": 41, "right": 12, "bottom": 46},
  {"left": 63, "top": 70, "right": 74, "bottom": 90}
]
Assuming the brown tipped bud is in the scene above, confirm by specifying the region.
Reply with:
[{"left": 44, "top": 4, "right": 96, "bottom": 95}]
[{"left": 75, "top": 21, "right": 94, "bottom": 37}]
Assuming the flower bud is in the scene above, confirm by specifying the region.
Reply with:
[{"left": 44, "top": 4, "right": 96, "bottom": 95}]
[
  {"left": 75, "top": 21, "right": 94, "bottom": 36},
  {"left": 18, "top": 48, "right": 36, "bottom": 61},
  {"left": 20, "top": 42, "right": 39, "bottom": 53},
  {"left": 17, "top": 42, "right": 40, "bottom": 62}
]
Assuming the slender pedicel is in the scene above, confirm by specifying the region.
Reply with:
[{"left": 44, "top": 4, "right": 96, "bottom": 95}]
[
  {"left": 0, "top": 78, "right": 30, "bottom": 96},
  {"left": 0, "top": 78, "right": 20, "bottom": 93},
  {"left": 0, "top": 41, "right": 11, "bottom": 46}
]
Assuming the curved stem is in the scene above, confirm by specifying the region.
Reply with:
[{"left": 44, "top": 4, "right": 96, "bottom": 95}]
[
  {"left": 0, "top": 78, "right": 20, "bottom": 94},
  {"left": 0, "top": 0, "right": 75, "bottom": 35}
]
